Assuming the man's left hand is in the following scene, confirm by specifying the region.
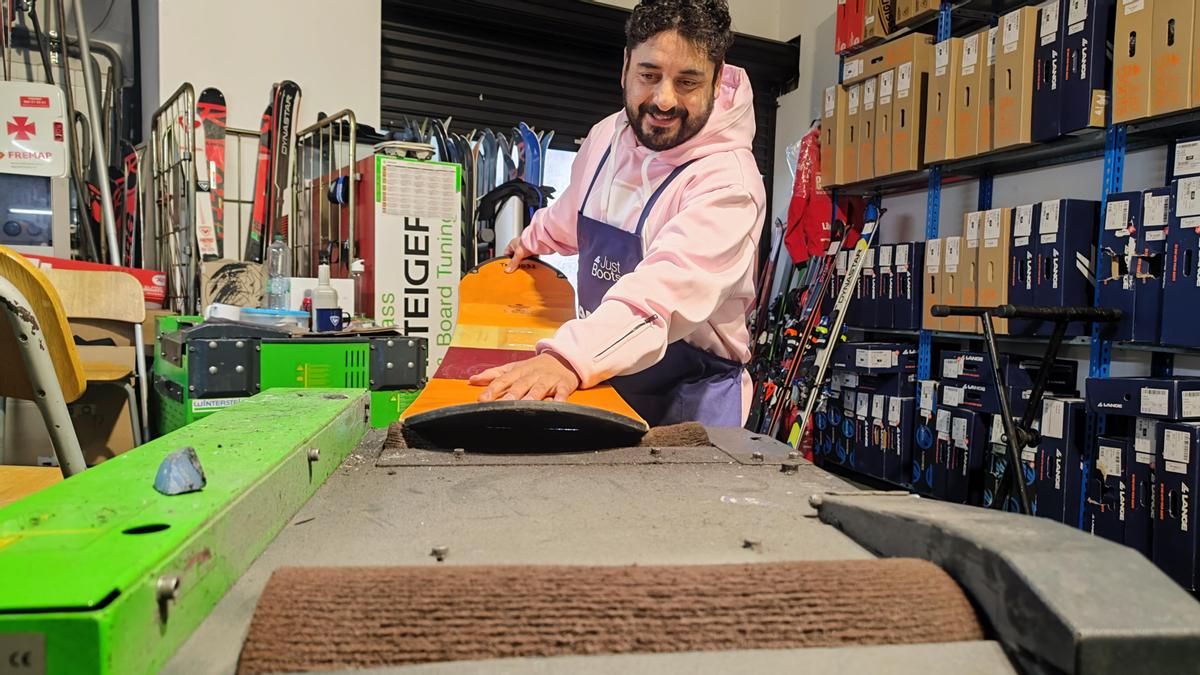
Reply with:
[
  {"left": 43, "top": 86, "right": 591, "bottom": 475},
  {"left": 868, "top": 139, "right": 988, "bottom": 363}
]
[{"left": 469, "top": 353, "right": 581, "bottom": 402}]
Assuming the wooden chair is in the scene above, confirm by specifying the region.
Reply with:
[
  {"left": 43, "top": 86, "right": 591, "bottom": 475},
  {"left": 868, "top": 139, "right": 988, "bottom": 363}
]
[
  {"left": 42, "top": 266, "right": 149, "bottom": 447},
  {"left": 0, "top": 245, "right": 88, "bottom": 487}
]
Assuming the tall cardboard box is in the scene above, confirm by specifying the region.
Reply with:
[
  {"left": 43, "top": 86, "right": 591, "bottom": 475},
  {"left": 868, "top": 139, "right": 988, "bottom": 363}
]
[
  {"left": 1032, "top": 0, "right": 1065, "bottom": 142},
  {"left": 1150, "top": 0, "right": 1195, "bottom": 116},
  {"left": 982, "top": 26, "right": 998, "bottom": 152},
  {"left": 923, "top": 237, "right": 943, "bottom": 330},
  {"left": 876, "top": 69, "right": 896, "bottom": 177},
  {"left": 955, "top": 31, "right": 987, "bottom": 159},
  {"left": 960, "top": 212, "right": 983, "bottom": 333},
  {"left": 864, "top": 0, "right": 894, "bottom": 46},
  {"left": 979, "top": 207, "right": 1013, "bottom": 334},
  {"left": 844, "top": 82, "right": 863, "bottom": 184},
  {"left": 1061, "top": 0, "right": 1116, "bottom": 135},
  {"left": 847, "top": 0, "right": 867, "bottom": 52},
  {"left": 891, "top": 36, "right": 936, "bottom": 173},
  {"left": 942, "top": 235, "right": 965, "bottom": 330},
  {"left": 821, "top": 85, "right": 848, "bottom": 187},
  {"left": 926, "top": 38, "right": 964, "bottom": 164},
  {"left": 837, "top": 0, "right": 851, "bottom": 53},
  {"left": 895, "top": 0, "right": 916, "bottom": 26},
  {"left": 860, "top": 76, "right": 879, "bottom": 181},
  {"left": 995, "top": 6, "right": 1041, "bottom": 150},
  {"left": 1113, "top": 0, "right": 1155, "bottom": 123}
]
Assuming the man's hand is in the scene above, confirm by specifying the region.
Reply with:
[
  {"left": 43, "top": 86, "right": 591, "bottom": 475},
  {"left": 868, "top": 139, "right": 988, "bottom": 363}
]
[
  {"left": 469, "top": 352, "right": 580, "bottom": 402},
  {"left": 504, "top": 236, "right": 533, "bottom": 272}
]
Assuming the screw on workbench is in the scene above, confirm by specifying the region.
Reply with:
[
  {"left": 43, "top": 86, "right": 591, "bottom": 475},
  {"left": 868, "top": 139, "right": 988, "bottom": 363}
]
[
  {"left": 751, "top": 451, "right": 764, "bottom": 462},
  {"left": 407, "top": 340, "right": 415, "bottom": 348},
  {"left": 430, "top": 546, "right": 449, "bottom": 562},
  {"left": 307, "top": 448, "right": 321, "bottom": 462},
  {"left": 788, "top": 451, "right": 800, "bottom": 460},
  {"left": 208, "top": 366, "right": 217, "bottom": 374},
  {"left": 156, "top": 575, "right": 180, "bottom": 603},
  {"left": 808, "top": 494, "right": 825, "bottom": 509},
  {"left": 236, "top": 365, "right": 245, "bottom": 373},
  {"left": 649, "top": 447, "right": 662, "bottom": 456},
  {"left": 208, "top": 341, "right": 217, "bottom": 349},
  {"left": 236, "top": 340, "right": 245, "bottom": 348},
  {"left": 742, "top": 538, "right": 763, "bottom": 553},
  {"left": 780, "top": 462, "right": 799, "bottom": 475},
  {"left": 453, "top": 448, "right": 465, "bottom": 458},
  {"left": 387, "top": 339, "right": 395, "bottom": 348}
]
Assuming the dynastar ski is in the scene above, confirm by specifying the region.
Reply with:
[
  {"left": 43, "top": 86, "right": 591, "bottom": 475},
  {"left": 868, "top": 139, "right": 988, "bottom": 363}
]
[
  {"left": 790, "top": 205, "right": 883, "bottom": 448},
  {"left": 198, "top": 88, "right": 227, "bottom": 257},
  {"left": 121, "top": 146, "right": 139, "bottom": 267},
  {"left": 245, "top": 96, "right": 276, "bottom": 263},
  {"left": 267, "top": 80, "right": 301, "bottom": 240}
]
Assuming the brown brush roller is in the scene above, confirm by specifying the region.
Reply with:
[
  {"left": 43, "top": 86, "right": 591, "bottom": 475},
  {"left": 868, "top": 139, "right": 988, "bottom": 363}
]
[{"left": 237, "top": 559, "right": 984, "bottom": 673}]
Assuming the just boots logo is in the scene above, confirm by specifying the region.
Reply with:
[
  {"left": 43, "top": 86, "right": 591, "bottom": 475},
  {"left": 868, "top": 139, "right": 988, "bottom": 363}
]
[{"left": 592, "top": 255, "right": 622, "bottom": 283}]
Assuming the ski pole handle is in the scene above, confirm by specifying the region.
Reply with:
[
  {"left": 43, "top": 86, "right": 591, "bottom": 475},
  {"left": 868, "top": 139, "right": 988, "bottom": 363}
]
[{"left": 931, "top": 304, "right": 1123, "bottom": 322}]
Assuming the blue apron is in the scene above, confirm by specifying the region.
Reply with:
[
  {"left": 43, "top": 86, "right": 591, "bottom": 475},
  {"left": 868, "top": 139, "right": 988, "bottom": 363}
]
[{"left": 576, "top": 147, "right": 744, "bottom": 427}]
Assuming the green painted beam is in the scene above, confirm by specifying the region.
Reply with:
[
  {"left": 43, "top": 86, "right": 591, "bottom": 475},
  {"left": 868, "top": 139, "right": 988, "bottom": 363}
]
[{"left": 0, "top": 389, "right": 369, "bottom": 674}]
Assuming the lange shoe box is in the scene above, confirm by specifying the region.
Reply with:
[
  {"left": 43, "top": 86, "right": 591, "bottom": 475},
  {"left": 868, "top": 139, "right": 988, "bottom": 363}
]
[
  {"left": 1032, "top": 0, "right": 1065, "bottom": 142},
  {"left": 1085, "top": 376, "right": 1200, "bottom": 419},
  {"left": 1034, "top": 199, "right": 1099, "bottom": 337},
  {"left": 923, "top": 237, "right": 944, "bottom": 330},
  {"left": 946, "top": 407, "right": 988, "bottom": 505},
  {"left": 1061, "top": 0, "right": 1116, "bottom": 134},
  {"left": 977, "top": 207, "right": 1013, "bottom": 334},
  {"left": 893, "top": 241, "right": 925, "bottom": 330},
  {"left": 995, "top": 6, "right": 1041, "bottom": 149},
  {"left": 1008, "top": 203, "right": 1041, "bottom": 336},
  {"left": 925, "top": 38, "right": 964, "bottom": 164},
  {"left": 1154, "top": 421, "right": 1200, "bottom": 592},
  {"left": 865, "top": 392, "right": 890, "bottom": 479},
  {"left": 1126, "top": 417, "right": 1158, "bottom": 558},
  {"left": 940, "top": 350, "right": 1077, "bottom": 389},
  {"left": 877, "top": 244, "right": 895, "bottom": 328},
  {"left": 884, "top": 396, "right": 915, "bottom": 485},
  {"left": 960, "top": 212, "right": 983, "bottom": 333},
  {"left": 1162, "top": 179, "right": 1200, "bottom": 349},
  {"left": 1098, "top": 191, "right": 1141, "bottom": 342},
  {"left": 1036, "top": 397, "right": 1088, "bottom": 528},
  {"left": 1150, "top": 0, "right": 1195, "bottom": 117},
  {"left": 1112, "top": 0, "right": 1154, "bottom": 123},
  {"left": 938, "top": 378, "right": 1073, "bottom": 419},
  {"left": 1088, "top": 435, "right": 1129, "bottom": 545},
  {"left": 913, "top": 381, "right": 942, "bottom": 497},
  {"left": 1136, "top": 187, "right": 1172, "bottom": 345}
]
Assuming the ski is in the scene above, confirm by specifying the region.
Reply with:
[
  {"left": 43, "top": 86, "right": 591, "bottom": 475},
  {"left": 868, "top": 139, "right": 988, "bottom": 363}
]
[
  {"left": 518, "top": 121, "right": 541, "bottom": 185},
  {"left": 244, "top": 97, "right": 276, "bottom": 262},
  {"left": 198, "top": 87, "right": 227, "bottom": 257},
  {"left": 121, "top": 147, "right": 139, "bottom": 267},
  {"left": 789, "top": 206, "right": 883, "bottom": 448},
  {"left": 267, "top": 80, "right": 301, "bottom": 241}
]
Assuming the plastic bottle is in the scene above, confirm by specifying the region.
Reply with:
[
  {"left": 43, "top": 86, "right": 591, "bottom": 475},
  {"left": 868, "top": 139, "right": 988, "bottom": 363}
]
[
  {"left": 266, "top": 235, "right": 291, "bottom": 310},
  {"left": 312, "top": 263, "right": 340, "bottom": 331}
]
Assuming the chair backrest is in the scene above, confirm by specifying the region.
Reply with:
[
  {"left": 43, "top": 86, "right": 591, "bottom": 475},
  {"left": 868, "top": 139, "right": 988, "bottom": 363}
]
[
  {"left": 42, "top": 268, "right": 146, "bottom": 324},
  {"left": 0, "top": 246, "right": 86, "bottom": 402}
]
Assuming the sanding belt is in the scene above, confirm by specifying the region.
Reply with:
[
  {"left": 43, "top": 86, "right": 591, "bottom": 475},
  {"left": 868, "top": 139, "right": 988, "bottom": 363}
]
[{"left": 236, "top": 559, "right": 984, "bottom": 673}]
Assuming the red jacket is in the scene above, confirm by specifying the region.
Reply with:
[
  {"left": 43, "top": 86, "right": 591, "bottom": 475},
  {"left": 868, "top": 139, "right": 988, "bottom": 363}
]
[{"left": 784, "top": 125, "right": 865, "bottom": 262}]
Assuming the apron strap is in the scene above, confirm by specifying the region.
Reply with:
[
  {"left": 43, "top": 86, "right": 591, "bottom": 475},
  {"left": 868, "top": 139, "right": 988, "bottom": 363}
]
[
  {"left": 578, "top": 146, "right": 613, "bottom": 214},
  {"left": 634, "top": 158, "right": 702, "bottom": 237}
]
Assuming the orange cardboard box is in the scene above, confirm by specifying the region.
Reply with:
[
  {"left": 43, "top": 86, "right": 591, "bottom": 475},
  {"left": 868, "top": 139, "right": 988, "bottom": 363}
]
[
  {"left": 892, "top": 41, "right": 935, "bottom": 173},
  {"left": 955, "top": 31, "right": 988, "bottom": 159},
  {"left": 978, "top": 207, "right": 1013, "bottom": 334},
  {"left": 860, "top": 76, "right": 879, "bottom": 181},
  {"left": 941, "top": 235, "right": 964, "bottom": 331},
  {"left": 1113, "top": 0, "right": 1155, "bottom": 123},
  {"left": 876, "top": 69, "right": 896, "bottom": 177},
  {"left": 926, "top": 38, "right": 964, "bottom": 163},
  {"left": 923, "top": 237, "right": 943, "bottom": 330},
  {"left": 994, "top": 6, "right": 1040, "bottom": 150},
  {"left": 844, "top": 82, "right": 863, "bottom": 185},
  {"left": 821, "top": 85, "right": 848, "bottom": 187},
  {"left": 981, "top": 26, "right": 998, "bottom": 152},
  {"left": 1150, "top": 0, "right": 1194, "bottom": 116},
  {"left": 960, "top": 212, "right": 983, "bottom": 333}
]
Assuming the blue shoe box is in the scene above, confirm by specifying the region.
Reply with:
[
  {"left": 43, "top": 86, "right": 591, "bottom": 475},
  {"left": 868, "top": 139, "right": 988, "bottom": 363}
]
[
  {"left": 1008, "top": 202, "right": 1041, "bottom": 336},
  {"left": 1162, "top": 179, "right": 1200, "bottom": 349},
  {"left": 1097, "top": 191, "right": 1140, "bottom": 342},
  {"left": 1087, "top": 434, "right": 1129, "bottom": 544},
  {"left": 1035, "top": 397, "right": 1088, "bottom": 528},
  {"left": 1154, "top": 422, "right": 1200, "bottom": 591},
  {"left": 1085, "top": 377, "right": 1200, "bottom": 420},
  {"left": 1034, "top": 199, "right": 1099, "bottom": 337},
  {"left": 1032, "top": 0, "right": 1064, "bottom": 142},
  {"left": 884, "top": 396, "right": 915, "bottom": 486}
]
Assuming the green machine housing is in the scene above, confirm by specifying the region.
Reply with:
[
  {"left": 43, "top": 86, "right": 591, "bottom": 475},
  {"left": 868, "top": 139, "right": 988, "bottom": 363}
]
[{"left": 153, "top": 317, "right": 428, "bottom": 432}]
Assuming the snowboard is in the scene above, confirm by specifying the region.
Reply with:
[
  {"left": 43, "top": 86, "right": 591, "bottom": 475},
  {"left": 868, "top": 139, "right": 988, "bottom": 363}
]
[{"left": 400, "top": 257, "right": 648, "bottom": 450}]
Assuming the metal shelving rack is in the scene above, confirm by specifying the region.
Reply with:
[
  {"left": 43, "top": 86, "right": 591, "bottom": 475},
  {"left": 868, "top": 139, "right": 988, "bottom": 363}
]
[{"left": 826, "top": 0, "right": 1200, "bottom": 509}]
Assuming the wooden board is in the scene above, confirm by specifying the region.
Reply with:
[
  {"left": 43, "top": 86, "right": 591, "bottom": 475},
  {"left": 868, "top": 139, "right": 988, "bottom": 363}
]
[{"left": 401, "top": 258, "right": 647, "bottom": 449}]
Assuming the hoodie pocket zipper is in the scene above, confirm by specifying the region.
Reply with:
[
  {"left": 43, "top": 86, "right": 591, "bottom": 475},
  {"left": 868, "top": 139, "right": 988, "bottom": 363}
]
[{"left": 593, "top": 313, "right": 659, "bottom": 362}]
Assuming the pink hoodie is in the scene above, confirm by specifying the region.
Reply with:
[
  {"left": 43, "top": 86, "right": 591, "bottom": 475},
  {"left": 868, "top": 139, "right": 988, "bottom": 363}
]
[{"left": 521, "top": 64, "right": 766, "bottom": 424}]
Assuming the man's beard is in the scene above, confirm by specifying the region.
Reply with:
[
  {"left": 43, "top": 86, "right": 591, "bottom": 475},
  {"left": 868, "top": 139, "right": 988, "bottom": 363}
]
[{"left": 624, "top": 95, "right": 713, "bottom": 151}]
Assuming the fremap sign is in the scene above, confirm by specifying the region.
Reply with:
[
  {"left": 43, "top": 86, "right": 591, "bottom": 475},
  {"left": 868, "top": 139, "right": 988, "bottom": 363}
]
[{"left": 0, "top": 81, "right": 68, "bottom": 178}]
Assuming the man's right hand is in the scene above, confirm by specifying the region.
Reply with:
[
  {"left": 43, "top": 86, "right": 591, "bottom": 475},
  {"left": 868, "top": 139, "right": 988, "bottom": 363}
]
[{"left": 504, "top": 236, "right": 533, "bottom": 272}]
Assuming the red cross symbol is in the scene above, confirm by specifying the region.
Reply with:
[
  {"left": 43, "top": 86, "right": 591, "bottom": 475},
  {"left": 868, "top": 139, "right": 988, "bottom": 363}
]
[{"left": 7, "top": 116, "right": 35, "bottom": 140}]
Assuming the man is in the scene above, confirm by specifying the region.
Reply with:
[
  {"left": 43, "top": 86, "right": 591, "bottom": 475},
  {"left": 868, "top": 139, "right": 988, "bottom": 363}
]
[{"left": 470, "top": 0, "right": 766, "bottom": 427}]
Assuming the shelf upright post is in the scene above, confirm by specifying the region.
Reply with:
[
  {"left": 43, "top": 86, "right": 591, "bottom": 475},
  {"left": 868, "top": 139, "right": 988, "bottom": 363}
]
[{"left": 917, "top": 2, "right": 955, "bottom": 381}]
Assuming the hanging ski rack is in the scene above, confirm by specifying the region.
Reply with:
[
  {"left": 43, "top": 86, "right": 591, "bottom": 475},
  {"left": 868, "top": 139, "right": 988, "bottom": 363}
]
[
  {"left": 293, "top": 109, "right": 359, "bottom": 278},
  {"left": 149, "top": 82, "right": 198, "bottom": 313}
]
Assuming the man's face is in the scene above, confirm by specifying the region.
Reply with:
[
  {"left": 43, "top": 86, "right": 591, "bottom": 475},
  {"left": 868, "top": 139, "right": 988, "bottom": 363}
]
[{"left": 622, "top": 30, "right": 719, "bottom": 152}]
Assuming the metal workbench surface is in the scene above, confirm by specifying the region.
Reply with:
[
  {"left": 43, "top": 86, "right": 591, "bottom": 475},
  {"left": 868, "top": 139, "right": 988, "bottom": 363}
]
[{"left": 163, "top": 428, "right": 1015, "bottom": 674}]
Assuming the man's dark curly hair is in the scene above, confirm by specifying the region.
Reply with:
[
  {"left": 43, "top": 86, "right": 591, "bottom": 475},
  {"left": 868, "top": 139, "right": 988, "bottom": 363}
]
[{"left": 625, "top": 0, "right": 734, "bottom": 75}]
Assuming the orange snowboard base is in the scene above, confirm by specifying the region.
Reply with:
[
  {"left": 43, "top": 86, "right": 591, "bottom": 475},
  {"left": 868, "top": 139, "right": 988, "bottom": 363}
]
[{"left": 400, "top": 258, "right": 648, "bottom": 450}]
